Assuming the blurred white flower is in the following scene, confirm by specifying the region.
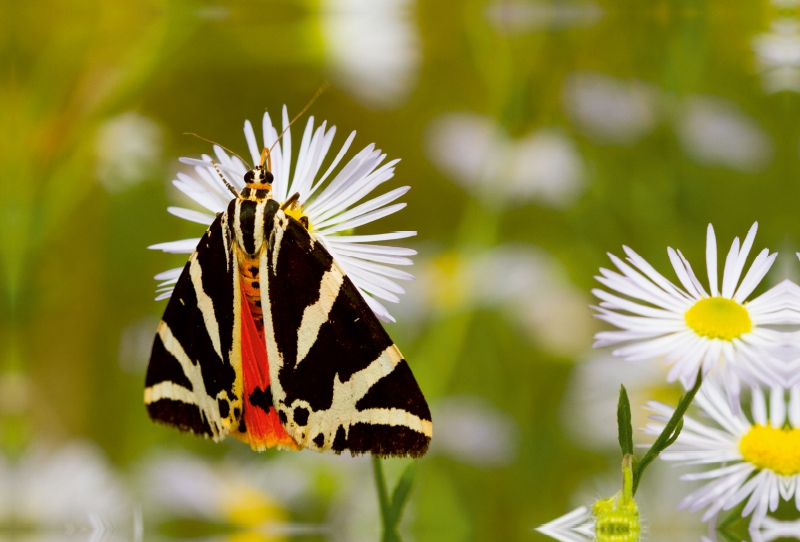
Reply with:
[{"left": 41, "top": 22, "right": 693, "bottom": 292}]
[
  {"left": 675, "top": 96, "right": 773, "bottom": 173},
  {"left": 138, "top": 451, "right": 308, "bottom": 524},
  {"left": 752, "top": 18, "right": 800, "bottom": 94},
  {"left": 429, "top": 395, "right": 519, "bottom": 466},
  {"left": 321, "top": 0, "right": 420, "bottom": 108},
  {"left": 562, "top": 72, "right": 660, "bottom": 145},
  {"left": 426, "top": 112, "right": 585, "bottom": 208},
  {"left": 561, "top": 353, "right": 678, "bottom": 451},
  {"left": 137, "top": 450, "right": 422, "bottom": 542},
  {"left": 396, "top": 244, "right": 594, "bottom": 355},
  {"left": 117, "top": 315, "right": 159, "bottom": 375},
  {"left": 1, "top": 442, "right": 130, "bottom": 528},
  {"left": 95, "top": 112, "right": 162, "bottom": 193},
  {"left": 468, "top": 245, "right": 593, "bottom": 353},
  {"left": 486, "top": 0, "right": 602, "bottom": 35}
]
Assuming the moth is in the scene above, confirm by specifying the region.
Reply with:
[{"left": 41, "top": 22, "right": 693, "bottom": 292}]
[{"left": 145, "top": 148, "right": 432, "bottom": 457}]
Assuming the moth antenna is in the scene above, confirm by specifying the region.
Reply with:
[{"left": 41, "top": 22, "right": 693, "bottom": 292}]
[
  {"left": 184, "top": 132, "right": 253, "bottom": 170},
  {"left": 260, "top": 147, "right": 273, "bottom": 172},
  {"left": 268, "top": 82, "right": 331, "bottom": 154},
  {"left": 280, "top": 192, "right": 301, "bottom": 210},
  {"left": 210, "top": 159, "right": 240, "bottom": 197}
]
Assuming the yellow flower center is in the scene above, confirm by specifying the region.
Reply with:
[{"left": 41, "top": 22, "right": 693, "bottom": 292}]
[
  {"left": 740, "top": 425, "right": 800, "bottom": 476},
  {"left": 684, "top": 297, "right": 751, "bottom": 340},
  {"left": 283, "top": 205, "right": 312, "bottom": 230}
]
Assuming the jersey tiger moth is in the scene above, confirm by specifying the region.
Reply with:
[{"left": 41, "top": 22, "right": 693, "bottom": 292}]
[{"left": 145, "top": 140, "right": 432, "bottom": 457}]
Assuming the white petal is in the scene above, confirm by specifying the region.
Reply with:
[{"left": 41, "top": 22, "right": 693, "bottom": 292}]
[
  {"left": 167, "top": 207, "right": 216, "bottom": 225},
  {"left": 790, "top": 386, "right": 800, "bottom": 428},
  {"left": 770, "top": 386, "right": 786, "bottom": 428},
  {"left": 313, "top": 186, "right": 410, "bottom": 230},
  {"left": 733, "top": 250, "right": 776, "bottom": 303},
  {"left": 726, "top": 222, "right": 759, "bottom": 298},
  {"left": 707, "top": 224, "right": 719, "bottom": 297},
  {"left": 318, "top": 203, "right": 406, "bottom": 235},
  {"left": 149, "top": 239, "right": 199, "bottom": 254},
  {"left": 328, "top": 231, "right": 416, "bottom": 243},
  {"left": 752, "top": 386, "right": 768, "bottom": 425},
  {"left": 667, "top": 248, "right": 704, "bottom": 299},
  {"left": 154, "top": 268, "right": 182, "bottom": 281}
]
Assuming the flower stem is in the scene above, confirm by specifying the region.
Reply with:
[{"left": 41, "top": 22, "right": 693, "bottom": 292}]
[
  {"left": 373, "top": 456, "right": 414, "bottom": 542},
  {"left": 632, "top": 371, "right": 703, "bottom": 495},
  {"left": 373, "top": 456, "right": 392, "bottom": 525}
]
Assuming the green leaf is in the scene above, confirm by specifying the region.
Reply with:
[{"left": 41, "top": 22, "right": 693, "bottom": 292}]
[
  {"left": 387, "top": 461, "right": 418, "bottom": 528},
  {"left": 632, "top": 372, "right": 703, "bottom": 496},
  {"left": 617, "top": 385, "right": 634, "bottom": 457},
  {"left": 663, "top": 418, "right": 684, "bottom": 448}
]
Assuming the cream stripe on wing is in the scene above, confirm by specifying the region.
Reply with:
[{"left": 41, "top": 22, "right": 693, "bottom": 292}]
[
  {"left": 150, "top": 321, "right": 223, "bottom": 437},
  {"left": 351, "top": 408, "right": 433, "bottom": 437},
  {"left": 295, "top": 267, "right": 345, "bottom": 367},
  {"left": 283, "top": 345, "right": 422, "bottom": 448},
  {"left": 189, "top": 256, "right": 223, "bottom": 360},
  {"left": 144, "top": 381, "right": 197, "bottom": 406}
]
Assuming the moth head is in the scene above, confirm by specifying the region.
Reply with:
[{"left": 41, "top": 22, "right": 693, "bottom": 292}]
[
  {"left": 243, "top": 146, "right": 276, "bottom": 189},
  {"left": 244, "top": 166, "right": 274, "bottom": 187}
]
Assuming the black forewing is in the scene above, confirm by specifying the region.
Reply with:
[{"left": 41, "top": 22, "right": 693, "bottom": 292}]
[
  {"left": 145, "top": 213, "right": 243, "bottom": 440},
  {"left": 262, "top": 212, "right": 431, "bottom": 457}
]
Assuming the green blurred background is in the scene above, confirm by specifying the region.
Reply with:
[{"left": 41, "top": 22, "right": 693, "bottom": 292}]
[{"left": 3, "top": 0, "right": 799, "bottom": 540}]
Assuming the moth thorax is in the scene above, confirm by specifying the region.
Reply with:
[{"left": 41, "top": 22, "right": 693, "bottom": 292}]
[{"left": 240, "top": 186, "right": 272, "bottom": 201}]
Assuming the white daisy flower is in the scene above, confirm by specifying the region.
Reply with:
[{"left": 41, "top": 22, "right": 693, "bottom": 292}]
[
  {"left": 645, "top": 379, "right": 800, "bottom": 526},
  {"left": 149, "top": 107, "right": 416, "bottom": 322},
  {"left": 593, "top": 222, "right": 790, "bottom": 396}
]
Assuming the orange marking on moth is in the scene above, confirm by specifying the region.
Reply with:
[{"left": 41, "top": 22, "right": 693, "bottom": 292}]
[{"left": 233, "top": 283, "right": 298, "bottom": 451}]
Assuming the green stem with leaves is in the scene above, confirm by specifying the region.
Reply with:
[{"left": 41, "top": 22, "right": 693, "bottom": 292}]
[
  {"left": 617, "top": 371, "right": 703, "bottom": 495},
  {"left": 373, "top": 457, "right": 418, "bottom": 542}
]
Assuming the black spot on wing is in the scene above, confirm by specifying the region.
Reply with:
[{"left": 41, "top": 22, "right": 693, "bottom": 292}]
[
  {"left": 332, "top": 425, "right": 347, "bottom": 452},
  {"left": 218, "top": 398, "right": 230, "bottom": 418},
  {"left": 313, "top": 433, "right": 324, "bottom": 447},
  {"left": 293, "top": 406, "right": 309, "bottom": 426},
  {"left": 146, "top": 332, "right": 193, "bottom": 391},
  {"left": 153, "top": 215, "right": 237, "bottom": 406},
  {"left": 249, "top": 386, "right": 274, "bottom": 414},
  {"left": 147, "top": 399, "right": 214, "bottom": 437},
  {"left": 355, "top": 360, "right": 431, "bottom": 421}
]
